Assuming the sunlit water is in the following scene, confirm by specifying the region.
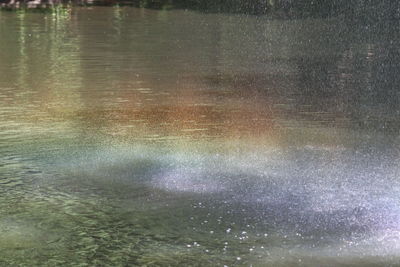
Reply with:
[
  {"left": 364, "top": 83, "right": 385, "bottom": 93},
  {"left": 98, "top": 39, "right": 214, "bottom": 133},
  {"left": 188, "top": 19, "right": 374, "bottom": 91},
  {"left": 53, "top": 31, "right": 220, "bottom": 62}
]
[{"left": 1, "top": 7, "right": 400, "bottom": 266}]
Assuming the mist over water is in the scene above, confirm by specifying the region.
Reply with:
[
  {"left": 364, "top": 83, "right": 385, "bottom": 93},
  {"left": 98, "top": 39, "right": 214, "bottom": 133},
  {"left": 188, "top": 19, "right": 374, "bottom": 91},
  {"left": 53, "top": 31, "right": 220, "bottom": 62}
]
[{"left": 1, "top": 6, "right": 400, "bottom": 266}]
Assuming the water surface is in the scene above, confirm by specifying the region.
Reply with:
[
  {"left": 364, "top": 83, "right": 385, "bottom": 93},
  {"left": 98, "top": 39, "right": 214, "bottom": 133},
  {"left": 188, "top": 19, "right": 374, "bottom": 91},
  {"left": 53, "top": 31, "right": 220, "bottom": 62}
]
[{"left": 1, "top": 7, "right": 400, "bottom": 266}]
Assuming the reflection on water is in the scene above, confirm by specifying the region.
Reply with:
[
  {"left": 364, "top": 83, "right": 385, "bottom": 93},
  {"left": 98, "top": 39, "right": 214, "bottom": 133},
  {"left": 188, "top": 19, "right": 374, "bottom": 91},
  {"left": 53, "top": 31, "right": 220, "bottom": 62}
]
[{"left": 1, "top": 6, "right": 400, "bottom": 266}]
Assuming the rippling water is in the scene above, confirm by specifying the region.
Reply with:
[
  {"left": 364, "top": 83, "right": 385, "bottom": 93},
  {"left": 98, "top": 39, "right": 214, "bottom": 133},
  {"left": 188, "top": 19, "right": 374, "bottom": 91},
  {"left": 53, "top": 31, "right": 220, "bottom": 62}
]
[{"left": 1, "top": 7, "right": 400, "bottom": 266}]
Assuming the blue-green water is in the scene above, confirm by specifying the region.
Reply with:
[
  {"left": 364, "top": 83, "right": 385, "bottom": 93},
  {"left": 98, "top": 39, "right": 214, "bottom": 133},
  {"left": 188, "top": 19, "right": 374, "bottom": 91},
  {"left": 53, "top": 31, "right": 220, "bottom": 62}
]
[{"left": 1, "top": 7, "right": 400, "bottom": 266}]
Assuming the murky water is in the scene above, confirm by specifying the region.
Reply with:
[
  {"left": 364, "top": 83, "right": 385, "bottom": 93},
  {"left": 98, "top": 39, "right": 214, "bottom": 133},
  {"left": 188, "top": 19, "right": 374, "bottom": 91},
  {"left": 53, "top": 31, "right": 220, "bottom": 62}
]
[{"left": 1, "top": 6, "right": 400, "bottom": 266}]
